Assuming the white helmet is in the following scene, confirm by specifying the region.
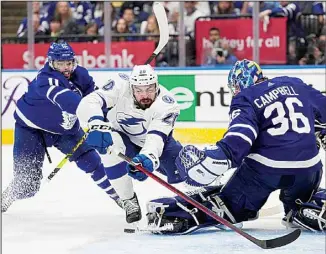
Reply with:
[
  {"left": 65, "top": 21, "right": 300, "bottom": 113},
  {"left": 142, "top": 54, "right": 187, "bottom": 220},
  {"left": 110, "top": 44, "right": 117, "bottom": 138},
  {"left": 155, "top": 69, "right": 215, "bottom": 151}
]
[{"left": 129, "top": 64, "right": 159, "bottom": 90}]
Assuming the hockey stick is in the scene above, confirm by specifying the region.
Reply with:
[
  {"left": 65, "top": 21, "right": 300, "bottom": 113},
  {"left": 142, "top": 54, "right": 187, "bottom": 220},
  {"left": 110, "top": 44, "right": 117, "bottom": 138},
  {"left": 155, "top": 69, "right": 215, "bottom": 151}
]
[
  {"left": 45, "top": 2, "right": 169, "bottom": 182},
  {"left": 145, "top": 2, "right": 169, "bottom": 64},
  {"left": 46, "top": 129, "right": 90, "bottom": 182},
  {"left": 117, "top": 152, "right": 301, "bottom": 249}
]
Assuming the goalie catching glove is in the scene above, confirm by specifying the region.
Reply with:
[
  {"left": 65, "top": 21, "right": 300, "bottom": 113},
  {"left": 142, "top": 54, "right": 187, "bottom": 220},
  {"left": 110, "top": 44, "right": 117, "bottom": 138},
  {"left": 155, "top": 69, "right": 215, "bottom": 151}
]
[
  {"left": 175, "top": 145, "right": 231, "bottom": 187},
  {"left": 86, "top": 116, "right": 113, "bottom": 154}
]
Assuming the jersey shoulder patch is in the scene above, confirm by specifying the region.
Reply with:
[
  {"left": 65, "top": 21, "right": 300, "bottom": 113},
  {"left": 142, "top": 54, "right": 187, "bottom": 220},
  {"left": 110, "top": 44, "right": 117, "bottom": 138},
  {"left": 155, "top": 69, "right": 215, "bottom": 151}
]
[
  {"left": 102, "top": 80, "right": 115, "bottom": 91},
  {"left": 162, "top": 95, "right": 175, "bottom": 104},
  {"left": 118, "top": 73, "right": 129, "bottom": 80}
]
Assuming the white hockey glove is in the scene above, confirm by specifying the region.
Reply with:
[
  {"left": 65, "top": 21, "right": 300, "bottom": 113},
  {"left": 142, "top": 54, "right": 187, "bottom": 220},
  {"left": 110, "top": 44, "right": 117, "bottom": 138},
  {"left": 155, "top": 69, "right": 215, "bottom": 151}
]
[
  {"left": 175, "top": 145, "right": 231, "bottom": 186},
  {"left": 315, "top": 120, "right": 326, "bottom": 151}
]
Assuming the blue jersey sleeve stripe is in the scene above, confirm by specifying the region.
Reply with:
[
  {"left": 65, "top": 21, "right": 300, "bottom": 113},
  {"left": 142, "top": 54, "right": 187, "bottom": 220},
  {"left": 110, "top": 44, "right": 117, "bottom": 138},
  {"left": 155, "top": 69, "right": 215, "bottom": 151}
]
[
  {"left": 96, "top": 92, "right": 108, "bottom": 109},
  {"left": 224, "top": 132, "right": 253, "bottom": 146},
  {"left": 147, "top": 130, "right": 168, "bottom": 143},
  {"left": 229, "top": 123, "right": 258, "bottom": 139}
]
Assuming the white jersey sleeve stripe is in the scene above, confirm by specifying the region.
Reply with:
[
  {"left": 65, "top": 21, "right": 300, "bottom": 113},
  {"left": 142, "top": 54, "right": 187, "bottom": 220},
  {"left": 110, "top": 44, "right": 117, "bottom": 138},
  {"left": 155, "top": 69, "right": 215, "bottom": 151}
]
[
  {"left": 53, "top": 89, "right": 70, "bottom": 104},
  {"left": 46, "top": 86, "right": 56, "bottom": 101},
  {"left": 224, "top": 132, "right": 253, "bottom": 146},
  {"left": 247, "top": 153, "right": 321, "bottom": 168},
  {"left": 229, "top": 124, "right": 258, "bottom": 139}
]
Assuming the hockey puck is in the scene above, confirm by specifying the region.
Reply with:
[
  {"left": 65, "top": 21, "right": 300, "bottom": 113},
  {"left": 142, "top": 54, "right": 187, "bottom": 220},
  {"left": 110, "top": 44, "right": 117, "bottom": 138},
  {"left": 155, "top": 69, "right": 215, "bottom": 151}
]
[{"left": 124, "top": 228, "right": 136, "bottom": 233}]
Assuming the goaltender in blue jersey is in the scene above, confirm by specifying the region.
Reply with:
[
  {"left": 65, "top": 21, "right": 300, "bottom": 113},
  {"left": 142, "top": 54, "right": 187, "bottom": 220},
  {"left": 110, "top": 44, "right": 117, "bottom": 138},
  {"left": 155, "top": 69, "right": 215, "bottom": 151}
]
[
  {"left": 2, "top": 41, "right": 122, "bottom": 212},
  {"left": 144, "top": 59, "right": 326, "bottom": 234}
]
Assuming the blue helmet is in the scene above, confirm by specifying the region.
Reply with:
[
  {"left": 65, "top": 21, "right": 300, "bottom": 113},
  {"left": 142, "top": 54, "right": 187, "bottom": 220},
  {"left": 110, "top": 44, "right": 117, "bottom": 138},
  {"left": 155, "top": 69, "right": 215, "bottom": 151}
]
[
  {"left": 47, "top": 41, "right": 77, "bottom": 78},
  {"left": 47, "top": 41, "right": 75, "bottom": 62},
  {"left": 227, "top": 59, "right": 264, "bottom": 96}
]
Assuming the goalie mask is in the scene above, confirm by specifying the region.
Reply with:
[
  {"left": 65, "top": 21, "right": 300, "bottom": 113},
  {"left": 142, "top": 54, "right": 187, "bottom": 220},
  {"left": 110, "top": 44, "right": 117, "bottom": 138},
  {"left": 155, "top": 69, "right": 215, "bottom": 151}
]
[
  {"left": 227, "top": 59, "right": 264, "bottom": 96},
  {"left": 47, "top": 41, "right": 77, "bottom": 79},
  {"left": 129, "top": 64, "right": 159, "bottom": 110}
]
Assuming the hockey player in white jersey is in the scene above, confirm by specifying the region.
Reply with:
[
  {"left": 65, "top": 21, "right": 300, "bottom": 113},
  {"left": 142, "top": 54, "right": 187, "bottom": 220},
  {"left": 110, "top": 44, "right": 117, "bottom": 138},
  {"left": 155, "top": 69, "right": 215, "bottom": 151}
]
[{"left": 76, "top": 64, "right": 185, "bottom": 223}]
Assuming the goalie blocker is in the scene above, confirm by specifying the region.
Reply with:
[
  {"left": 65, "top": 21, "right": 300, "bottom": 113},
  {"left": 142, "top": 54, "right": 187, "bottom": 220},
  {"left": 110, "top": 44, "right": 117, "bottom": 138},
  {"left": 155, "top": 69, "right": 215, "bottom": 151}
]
[{"left": 145, "top": 186, "right": 326, "bottom": 234}]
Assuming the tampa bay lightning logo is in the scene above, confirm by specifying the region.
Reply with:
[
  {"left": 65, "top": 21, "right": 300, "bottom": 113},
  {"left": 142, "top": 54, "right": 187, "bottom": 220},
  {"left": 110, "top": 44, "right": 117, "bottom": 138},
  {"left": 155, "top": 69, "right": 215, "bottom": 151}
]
[
  {"left": 102, "top": 80, "right": 115, "bottom": 91},
  {"left": 162, "top": 95, "right": 174, "bottom": 104},
  {"left": 118, "top": 73, "right": 129, "bottom": 80},
  {"left": 117, "top": 113, "right": 147, "bottom": 136}
]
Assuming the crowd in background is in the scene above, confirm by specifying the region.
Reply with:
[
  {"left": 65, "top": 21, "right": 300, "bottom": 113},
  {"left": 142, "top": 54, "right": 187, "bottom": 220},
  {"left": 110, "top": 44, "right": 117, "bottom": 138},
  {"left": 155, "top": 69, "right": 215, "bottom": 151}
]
[{"left": 10, "top": 1, "right": 326, "bottom": 66}]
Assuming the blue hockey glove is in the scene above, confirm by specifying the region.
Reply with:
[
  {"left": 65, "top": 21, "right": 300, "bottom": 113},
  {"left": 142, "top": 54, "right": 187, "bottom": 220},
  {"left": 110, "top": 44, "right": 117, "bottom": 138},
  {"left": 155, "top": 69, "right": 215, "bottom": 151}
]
[
  {"left": 87, "top": 116, "right": 113, "bottom": 154},
  {"left": 127, "top": 153, "right": 159, "bottom": 181},
  {"left": 175, "top": 145, "right": 231, "bottom": 186}
]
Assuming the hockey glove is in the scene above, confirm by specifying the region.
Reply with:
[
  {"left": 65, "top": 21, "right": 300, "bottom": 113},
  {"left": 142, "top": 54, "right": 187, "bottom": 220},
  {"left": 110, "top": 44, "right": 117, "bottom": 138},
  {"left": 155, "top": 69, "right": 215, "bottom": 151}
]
[
  {"left": 316, "top": 129, "right": 326, "bottom": 151},
  {"left": 127, "top": 153, "right": 159, "bottom": 181},
  {"left": 87, "top": 116, "right": 113, "bottom": 154},
  {"left": 175, "top": 145, "right": 231, "bottom": 187},
  {"left": 315, "top": 120, "right": 326, "bottom": 151}
]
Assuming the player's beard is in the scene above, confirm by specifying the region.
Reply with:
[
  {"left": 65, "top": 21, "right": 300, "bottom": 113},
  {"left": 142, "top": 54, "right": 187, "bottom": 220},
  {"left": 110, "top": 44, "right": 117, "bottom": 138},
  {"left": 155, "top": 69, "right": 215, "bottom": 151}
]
[{"left": 137, "top": 98, "right": 154, "bottom": 109}]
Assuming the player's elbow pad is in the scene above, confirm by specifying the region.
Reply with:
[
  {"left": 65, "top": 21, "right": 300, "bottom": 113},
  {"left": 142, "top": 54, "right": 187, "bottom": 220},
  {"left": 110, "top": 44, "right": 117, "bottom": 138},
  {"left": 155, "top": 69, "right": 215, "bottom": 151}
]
[{"left": 77, "top": 93, "right": 104, "bottom": 127}]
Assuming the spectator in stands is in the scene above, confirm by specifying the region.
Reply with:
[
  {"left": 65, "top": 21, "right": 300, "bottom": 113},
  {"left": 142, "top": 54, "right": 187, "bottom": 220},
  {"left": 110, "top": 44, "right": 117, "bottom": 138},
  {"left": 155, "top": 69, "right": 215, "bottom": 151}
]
[
  {"left": 54, "top": 1, "right": 82, "bottom": 37},
  {"left": 196, "top": 1, "right": 211, "bottom": 16},
  {"left": 164, "top": 1, "right": 179, "bottom": 23},
  {"left": 94, "top": 3, "right": 117, "bottom": 36},
  {"left": 298, "top": 2, "right": 325, "bottom": 27},
  {"left": 122, "top": 7, "right": 138, "bottom": 33},
  {"left": 202, "top": 27, "right": 221, "bottom": 65},
  {"left": 184, "top": 1, "right": 203, "bottom": 37},
  {"left": 112, "top": 18, "right": 135, "bottom": 41},
  {"left": 120, "top": 2, "right": 152, "bottom": 23},
  {"left": 83, "top": 21, "right": 100, "bottom": 43},
  {"left": 49, "top": 17, "right": 63, "bottom": 39},
  {"left": 212, "top": 1, "right": 237, "bottom": 15},
  {"left": 17, "top": 1, "right": 44, "bottom": 37},
  {"left": 299, "top": 39, "right": 325, "bottom": 65},
  {"left": 259, "top": 2, "right": 306, "bottom": 64},
  {"left": 17, "top": 13, "right": 41, "bottom": 38},
  {"left": 233, "top": 1, "right": 250, "bottom": 15},
  {"left": 140, "top": 15, "right": 159, "bottom": 42},
  {"left": 70, "top": 1, "right": 93, "bottom": 26},
  {"left": 203, "top": 27, "right": 238, "bottom": 66},
  {"left": 319, "top": 25, "right": 326, "bottom": 52}
]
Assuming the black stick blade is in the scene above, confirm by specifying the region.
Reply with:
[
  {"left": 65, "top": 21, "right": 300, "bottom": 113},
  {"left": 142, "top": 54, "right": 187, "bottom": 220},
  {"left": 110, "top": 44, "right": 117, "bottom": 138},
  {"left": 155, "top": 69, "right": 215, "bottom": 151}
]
[{"left": 255, "top": 229, "right": 301, "bottom": 249}]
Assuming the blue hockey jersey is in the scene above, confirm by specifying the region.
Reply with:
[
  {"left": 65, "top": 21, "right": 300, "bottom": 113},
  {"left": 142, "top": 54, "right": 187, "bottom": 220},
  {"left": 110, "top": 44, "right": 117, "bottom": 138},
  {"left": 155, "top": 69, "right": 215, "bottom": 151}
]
[
  {"left": 219, "top": 76, "right": 326, "bottom": 174},
  {"left": 14, "top": 63, "right": 96, "bottom": 135}
]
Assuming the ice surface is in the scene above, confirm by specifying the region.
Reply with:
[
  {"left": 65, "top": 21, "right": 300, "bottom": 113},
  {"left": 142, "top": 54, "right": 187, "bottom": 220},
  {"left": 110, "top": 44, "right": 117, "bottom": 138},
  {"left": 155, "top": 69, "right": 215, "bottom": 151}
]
[{"left": 2, "top": 146, "right": 325, "bottom": 254}]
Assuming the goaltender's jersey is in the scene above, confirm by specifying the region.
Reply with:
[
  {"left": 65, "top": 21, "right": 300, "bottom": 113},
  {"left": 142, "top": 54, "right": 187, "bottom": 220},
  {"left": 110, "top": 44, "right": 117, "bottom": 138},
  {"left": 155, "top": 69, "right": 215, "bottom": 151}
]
[
  {"left": 219, "top": 76, "right": 326, "bottom": 174},
  {"left": 14, "top": 62, "right": 96, "bottom": 135},
  {"left": 77, "top": 73, "right": 180, "bottom": 157}
]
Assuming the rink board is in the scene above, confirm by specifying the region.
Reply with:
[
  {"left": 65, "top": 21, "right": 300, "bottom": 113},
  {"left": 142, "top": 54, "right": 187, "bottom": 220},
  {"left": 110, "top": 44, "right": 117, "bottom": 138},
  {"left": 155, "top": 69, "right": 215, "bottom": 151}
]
[{"left": 1, "top": 67, "right": 325, "bottom": 144}]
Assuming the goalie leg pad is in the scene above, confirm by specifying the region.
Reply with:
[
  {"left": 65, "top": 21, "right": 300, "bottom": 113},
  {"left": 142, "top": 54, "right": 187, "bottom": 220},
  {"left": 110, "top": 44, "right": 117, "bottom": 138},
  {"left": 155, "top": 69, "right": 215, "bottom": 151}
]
[
  {"left": 283, "top": 188, "right": 326, "bottom": 232},
  {"left": 145, "top": 185, "right": 239, "bottom": 234}
]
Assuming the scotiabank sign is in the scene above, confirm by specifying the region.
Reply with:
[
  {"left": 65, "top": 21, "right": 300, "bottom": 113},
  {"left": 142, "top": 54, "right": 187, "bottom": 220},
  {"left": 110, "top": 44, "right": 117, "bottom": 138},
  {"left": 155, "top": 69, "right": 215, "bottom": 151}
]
[
  {"left": 195, "top": 17, "right": 287, "bottom": 65},
  {"left": 2, "top": 41, "right": 155, "bottom": 69}
]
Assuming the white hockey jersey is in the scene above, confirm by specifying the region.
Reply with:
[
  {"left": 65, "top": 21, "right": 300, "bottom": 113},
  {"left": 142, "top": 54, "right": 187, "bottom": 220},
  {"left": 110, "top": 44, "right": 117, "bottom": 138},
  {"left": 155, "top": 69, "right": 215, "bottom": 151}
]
[{"left": 77, "top": 73, "right": 180, "bottom": 158}]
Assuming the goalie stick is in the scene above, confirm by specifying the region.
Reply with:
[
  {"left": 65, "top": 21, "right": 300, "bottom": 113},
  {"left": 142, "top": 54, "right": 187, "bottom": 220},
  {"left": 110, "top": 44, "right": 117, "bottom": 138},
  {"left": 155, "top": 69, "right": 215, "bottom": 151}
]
[
  {"left": 116, "top": 152, "right": 301, "bottom": 249},
  {"left": 45, "top": 2, "right": 169, "bottom": 182}
]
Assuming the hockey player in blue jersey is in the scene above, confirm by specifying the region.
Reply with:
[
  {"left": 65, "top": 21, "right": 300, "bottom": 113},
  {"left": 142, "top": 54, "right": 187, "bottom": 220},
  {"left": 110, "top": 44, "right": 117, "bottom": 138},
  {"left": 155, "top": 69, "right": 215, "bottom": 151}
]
[
  {"left": 2, "top": 41, "right": 122, "bottom": 212},
  {"left": 145, "top": 59, "right": 326, "bottom": 234}
]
